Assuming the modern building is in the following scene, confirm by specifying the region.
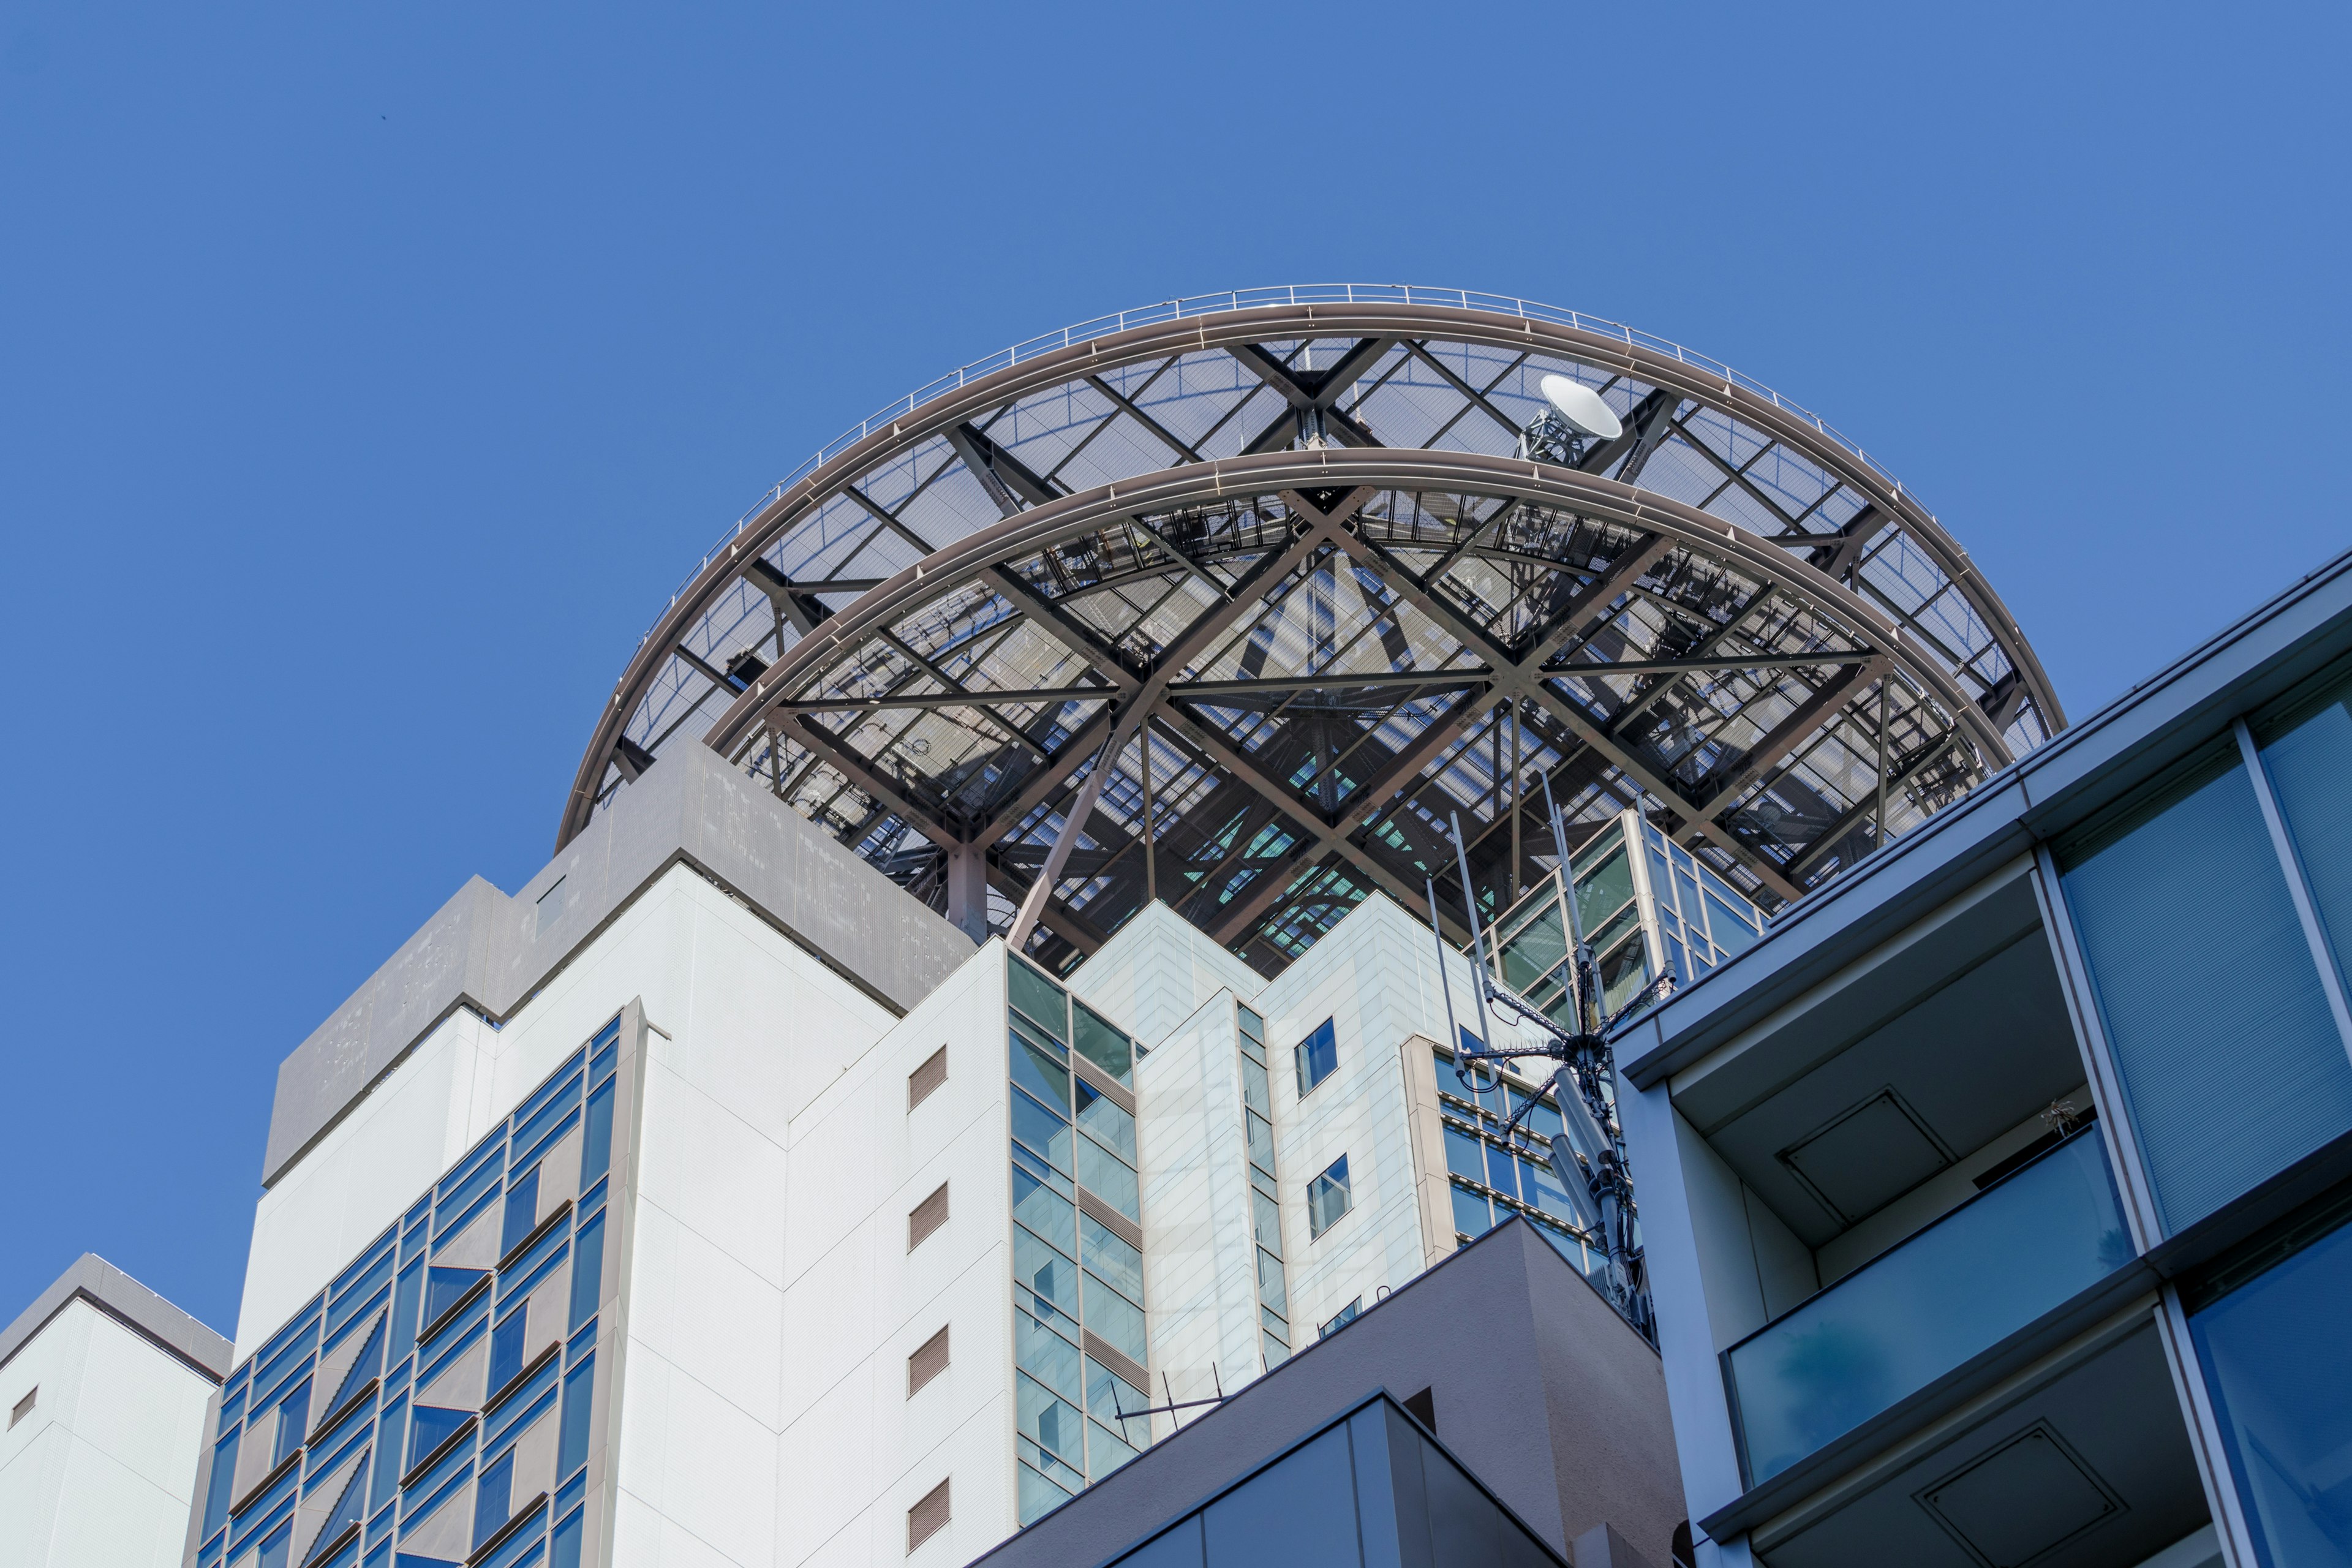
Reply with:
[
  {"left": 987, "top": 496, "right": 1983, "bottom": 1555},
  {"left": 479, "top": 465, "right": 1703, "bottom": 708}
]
[
  {"left": 1618, "top": 546, "right": 2352, "bottom": 1568},
  {"left": 173, "top": 286, "right": 2076, "bottom": 1568},
  {"left": 1, "top": 1254, "right": 232, "bottom": 1566}
]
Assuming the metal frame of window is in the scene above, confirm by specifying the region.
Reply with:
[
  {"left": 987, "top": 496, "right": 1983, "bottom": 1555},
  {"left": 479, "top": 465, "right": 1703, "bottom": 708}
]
[
  {"left": 1236, "top": 1004, "right": 1292, "bottom": 1365},
  {"left": 1432, "top": 1048, "right": 1602, "bottom": 1270},
  {"left": 560, "top": 292, "right": 2060, "bottom": 981}
]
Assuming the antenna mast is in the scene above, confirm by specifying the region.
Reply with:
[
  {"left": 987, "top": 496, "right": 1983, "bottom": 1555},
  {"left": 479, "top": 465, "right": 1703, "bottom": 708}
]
[{"left": 1433, "top": 788, "right": 1670, "bottom": 1336}]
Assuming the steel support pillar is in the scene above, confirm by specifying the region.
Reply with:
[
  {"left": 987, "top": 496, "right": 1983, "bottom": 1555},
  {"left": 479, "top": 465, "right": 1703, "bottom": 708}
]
[{"left": 944, "top": 842, "right": 990, "bottom": 943}]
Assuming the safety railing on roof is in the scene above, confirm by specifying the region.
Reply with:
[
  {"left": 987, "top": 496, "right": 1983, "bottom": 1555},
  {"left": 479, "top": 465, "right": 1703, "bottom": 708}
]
[{"left": 639, "top": 284, "right": 1905, "bottom": 649}]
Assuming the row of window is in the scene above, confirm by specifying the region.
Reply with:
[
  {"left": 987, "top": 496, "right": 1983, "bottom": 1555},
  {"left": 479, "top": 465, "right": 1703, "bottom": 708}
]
[
  {"left": 1237, "top": 1005, "right": 1292, "bottom": 1370},
  {"left": 197, "top": 1018, "right": 624, "bottom": 1568},
  {"left": 1006, "top": 959, "right": 1152, "bottom": 1526},
  {"left": 1433, "top": 1048, "right": 1610, "bottom": 1281}
]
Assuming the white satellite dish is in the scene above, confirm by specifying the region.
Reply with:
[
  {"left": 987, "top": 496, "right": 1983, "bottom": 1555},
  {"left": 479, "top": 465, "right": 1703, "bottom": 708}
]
[{"left": 1539, "top": 374, "right": 1623, "bottom": 441}]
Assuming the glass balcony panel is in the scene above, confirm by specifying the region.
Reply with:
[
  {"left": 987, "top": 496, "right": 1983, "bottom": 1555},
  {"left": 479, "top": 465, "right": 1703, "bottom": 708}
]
[
  {"left": 2062, "top": 745, "right": 2352, "bottom": 1232},
  {"left": 1725, "top": 1132, "right": 2132, "bottom": 1486}
]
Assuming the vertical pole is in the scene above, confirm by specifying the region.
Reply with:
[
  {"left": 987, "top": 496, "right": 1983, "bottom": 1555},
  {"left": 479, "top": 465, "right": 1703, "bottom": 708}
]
[
  {"left": 1509, "top": 701, "right": 1523, "bottom": 905},
  {"left": 1874, "top": 676, "right": 1891, "bottom": 856},
  {"left": 1140, "top": 710, "right": 1157, "bottom": 905}
]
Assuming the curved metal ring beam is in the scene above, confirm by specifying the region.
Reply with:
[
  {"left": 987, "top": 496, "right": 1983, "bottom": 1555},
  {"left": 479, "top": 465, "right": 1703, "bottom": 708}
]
[
  {"left": 561, "top": 299, "right": 2060, "bottom": 853},
  {"left": 690, "top": 450, "right": 2005, "bottom": 962}
]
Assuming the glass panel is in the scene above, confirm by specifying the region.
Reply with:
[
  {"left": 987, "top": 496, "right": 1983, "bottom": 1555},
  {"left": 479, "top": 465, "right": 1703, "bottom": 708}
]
[
  {"left": 1080, "top": 1216, "right": 1144, "bottom": 1305},
  {"left": 1706, "top": 891, "right": 1760, "bottom": 955},
  {"left": 472, "top": 1449, "right": 514, "bottom": 1550},
  {"left": 1015, "top": 1224, "right": 1079, "bottom": 1322},
  {"left": 1090, "top": 1417, "right": 1140, "bottom": 1476},
  {"left": 1011, "top": 1139, "right": 1072, "bottom": 1199},
  {"left": 1726, "top": 1133, "right": 2132, "bottom": 1485},
  {"left": 1013, "top": 1164, "right": 1078, "bottom": 1253},
  {"left": 1012, "top": 1084, "right": 1075, "bottom": 1175},
  {"left": 1525, "top": 1158, "right": 1581, "bottom": 1224},
  {"left": 1307, "top": 1156, "right": 1352, "bottom": 1239},
  {"left": 1499, "top": 902, "right": 1568, "bottom": 993},
  {"left": 1012, "top": 1033, "right": 1072, "bottom": 1111},
  {"left": 557, "top": 1355, "right": 594, "bottom": 1481},
  {"left": 1085, "top": 1355, "right": 1148, "bottom": 1437},
  {"left": 580, "top": 1080, "right": 615, "bottom": 1190},
  {"left": 1019, "top": 1458, "right": 1074, "bottom": 1525},
  {"left": 273, "top": 1379, "right": 311, "bottom": 1464},
  {"left": 1239, "top": 1057, "right": 1272, "bottom": 1121},
  {"left": 1016, "top": 1308, "right": 1082, "bottom": 1405},
  {"left": 370, "top": 1392, "right": 406, "bottom": 1512},
  {"left": 1598, "top": 932, "right": 1651, "bottom": 1015},
  {"left": 1255, "top": 1248, "right": 1289, "bottom": 1317},
  {"left": 202, "top": 1431, "right": 238, "bottom": 1539},
  {"left": 1009, "top": 957, "right": 1069, "bottom": 1041},
  {"left": 2190, "top": 1211, "right": 2352, "bottom": 1568},
  {"left": 1574, "top": 837, "right": 1634, "bottom": 931},
  {"left": 1246, "top": 1111, "right": 1275, "bottom": 1176},
  {"left": 550, "top": 1507, "right": 584, "bottom": 1568},
  {"left": 1078, "top": 1137, "right": 1141, "bottom": 1222},
  {"left": 1294, "top": 1020, "right": 1338, "bottom": 1097},
  {"left": 1084, "top": 1275, "right": 1148, "bottom": 1365},
  {"left": 1483, "top": 1142, "right": 1520, "bottom": 1200},
  {"left": 568, "top": 1214, "right": 604, "bottom": 1332},
  {"left": 1444, "top": 1125, "right": 1486, "bottom": 1183},
  {"left": 499, "top": 1169, "right": 541, "bottom": 1258},
  {"left": 1076, "top": 1082, "right": 1136, "bottom": 1163},
  {"left": 2263, "top": 673, "right": 2352, "bottom": 1000},
  {"left": 1261, "top": 1330, "right": 1291, "bottom": 1368},
  {"left": 488, "top": 1306, "right": 528, "bottom": 1396},
  {"left": 1250, "top": 1189, "right": 1283, "bottom": 1254},
  {"left": 1073, "top": 1003, "right": 1134, "bottom": 1087},
  {"left": 2062, "top": 748, "right": 2352, "bottom": 1232}
]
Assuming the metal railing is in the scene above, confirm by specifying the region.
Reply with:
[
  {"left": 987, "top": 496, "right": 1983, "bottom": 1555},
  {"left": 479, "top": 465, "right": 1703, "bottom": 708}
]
[{"left": 636, "top": 284, "right": 1900, "bottom": 649}]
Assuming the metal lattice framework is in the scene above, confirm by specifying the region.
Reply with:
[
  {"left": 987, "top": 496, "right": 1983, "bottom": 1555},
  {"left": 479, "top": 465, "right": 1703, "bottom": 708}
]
[{"left": 561, "top": 288, "right": 2062, "bottom": 976}]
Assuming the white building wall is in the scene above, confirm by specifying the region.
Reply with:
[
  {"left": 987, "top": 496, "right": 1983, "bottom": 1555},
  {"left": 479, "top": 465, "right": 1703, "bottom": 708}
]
[
  {"left": 0, "top": 1301, "right": 217, "bottom": 1568},
  {"left": 1133, "top": 989, "right": 1262, "bottom": 1406},
  {"left": 1250, "top": 892, "right": 1544, "bottom": 1336},
  {"left": 1065, "top": 902, "right": 1265, "bottom": 1050},
  {"left": 771, "top": 939, "right": 1016, "bottom": 1568}
]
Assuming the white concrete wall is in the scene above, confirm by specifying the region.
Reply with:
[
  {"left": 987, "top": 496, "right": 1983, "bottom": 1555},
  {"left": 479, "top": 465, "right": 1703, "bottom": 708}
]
[
  {"left": 238, "top": 865, "right": 900, "bottom": 1355},
  {"left": 765, "top": 940, "right": 1016, "bottom": 1568},
  {"left": 1066, "top": 902, "right": 1264, "bottom": 1051},
  {"left": 0, "top": 1301, "right": 217, "bottom": 1568},
  {"left": 1134, "top": 990, "right": 1262, "bottom": 1407}
]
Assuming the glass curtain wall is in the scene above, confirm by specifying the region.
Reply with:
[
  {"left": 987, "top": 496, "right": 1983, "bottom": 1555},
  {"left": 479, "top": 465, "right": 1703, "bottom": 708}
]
[
  {"left": 1237, "top": 1005, "right": 1292, "bottom": 1368},
  {"left": 192, "top": 1019, "right": 625, "bottom": 1568},
  {"left": 1007, "top": 957, "right": 1153, "bottom": 1525},
  {"left": 1431, "top": 1046, "right": 1608, "bottom": 1283},
  {"left": 1482, "top": 809, "right": 1766, "bottom": 1030}
]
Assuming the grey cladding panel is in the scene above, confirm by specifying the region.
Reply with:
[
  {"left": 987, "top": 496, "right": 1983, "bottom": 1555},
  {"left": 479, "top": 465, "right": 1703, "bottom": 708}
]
[{"left": 263, "top": 742, "right": 976, "bottom": 1186}]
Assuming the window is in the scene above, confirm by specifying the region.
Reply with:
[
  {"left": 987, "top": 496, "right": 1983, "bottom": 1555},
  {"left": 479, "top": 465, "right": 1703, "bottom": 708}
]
[
  {"left": 908, "top": 1046, "right": 948, "bottom": 1111},
  {"left": 2190, "top": 1203, "right": 2352, "bottom": 1567},
  {"left": 908, "top": 1325, "right": 950, "bottom": 1396},
  {"left": 1294, "top": 1020, "right": 1338, "bottom": 1098},
  {"left": 536, "top": 877, "right": 565, "bottom": 936},
  {"left": 2062, "top": 743, "right": 2352, "bottom": 1232},
  {"left": 8, "top": 1387, "right": 32, "bottom": 1428},
  {"left": 908, "top": 1183, "right": 949, "bottom": 1251},
  {"left": 1317, "top": 1299, "right": 1362, "bottom": 1339},
  {"left": 1308, "top": 1156, "right": 1352, "bottom": 1239},
  {"left": 907, "top": 1477, "right": 951, "bottom": 1553}
]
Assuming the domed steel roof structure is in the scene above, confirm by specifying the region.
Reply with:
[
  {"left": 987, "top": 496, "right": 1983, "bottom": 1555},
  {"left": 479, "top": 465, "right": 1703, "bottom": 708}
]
[{"left": 562, "top": 286, "right": 2061, "bottom": 977}]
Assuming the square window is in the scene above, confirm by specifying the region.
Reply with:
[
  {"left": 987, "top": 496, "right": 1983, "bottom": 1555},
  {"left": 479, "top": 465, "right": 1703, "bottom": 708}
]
[
  {"left": 1318, "top": 1298, "right": 1362, "bottom": 1339},
  {"left": 1294, "top": 1020, "right": 1338, "bottom": 1098},
  {"left": 1307, "top": 1155, "right": 1352, "bottom": 1240}
]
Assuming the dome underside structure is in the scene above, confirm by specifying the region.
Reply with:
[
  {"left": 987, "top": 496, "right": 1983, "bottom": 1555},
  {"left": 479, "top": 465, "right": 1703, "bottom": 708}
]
[{"left": 565, "top": 289, "right": 2060, "bottom": 978}]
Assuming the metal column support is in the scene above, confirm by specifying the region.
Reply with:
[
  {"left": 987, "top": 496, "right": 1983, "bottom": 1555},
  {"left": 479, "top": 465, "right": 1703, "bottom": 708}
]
[{"left": 944, "top": 842, "right": 990, "bottom": 943}]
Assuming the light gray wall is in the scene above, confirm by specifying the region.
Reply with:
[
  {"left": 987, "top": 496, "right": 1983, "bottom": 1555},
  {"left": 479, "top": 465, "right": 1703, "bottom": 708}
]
[
  {"left": 262, "top": 741, "right": 976, "bottom": 1186},
  {"left": 0, "top": 1254, "right": 232, "bottom": 1384}
]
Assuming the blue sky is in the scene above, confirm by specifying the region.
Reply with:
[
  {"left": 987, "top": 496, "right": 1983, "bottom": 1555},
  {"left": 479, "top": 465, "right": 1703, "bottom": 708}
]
[{"left": 2, "top": 2, "right": 2345, "bottom": 1335}]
